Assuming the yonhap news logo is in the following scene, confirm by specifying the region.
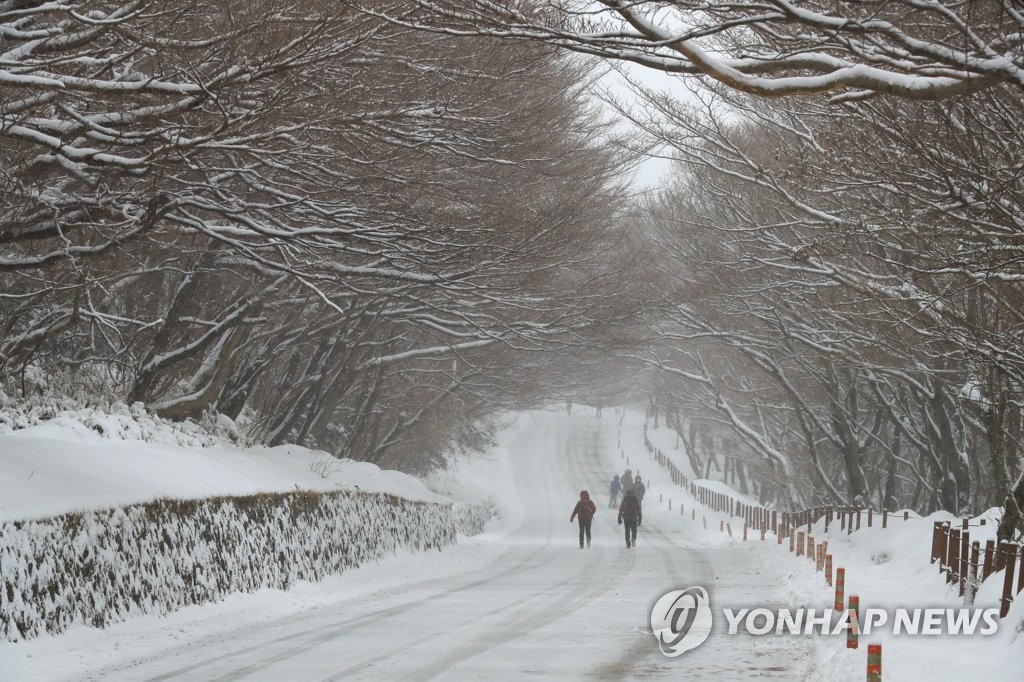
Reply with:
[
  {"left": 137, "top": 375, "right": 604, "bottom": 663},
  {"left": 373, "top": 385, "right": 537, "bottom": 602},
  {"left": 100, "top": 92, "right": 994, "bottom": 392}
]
[
  {"left": 650, "top": 586, "right": 713, "bottom": 657},
  {"left": 650, "top": 586, "right": 1001, "bottom": 658}
]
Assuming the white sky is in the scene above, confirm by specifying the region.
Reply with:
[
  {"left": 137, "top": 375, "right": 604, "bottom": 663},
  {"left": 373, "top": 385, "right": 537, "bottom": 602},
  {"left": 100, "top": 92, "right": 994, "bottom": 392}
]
[{"left": 593, "top": 60, "right": 686, "bottom": 191}]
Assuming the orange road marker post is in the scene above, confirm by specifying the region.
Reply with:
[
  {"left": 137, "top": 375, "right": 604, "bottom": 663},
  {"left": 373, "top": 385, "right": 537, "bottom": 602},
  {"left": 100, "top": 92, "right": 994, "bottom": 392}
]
[
  {"left": 867, "top": 642, "right": 882, "bottom": 682},
  {"left": 847, "top": 595, "right": 860, "bottom": 649}
]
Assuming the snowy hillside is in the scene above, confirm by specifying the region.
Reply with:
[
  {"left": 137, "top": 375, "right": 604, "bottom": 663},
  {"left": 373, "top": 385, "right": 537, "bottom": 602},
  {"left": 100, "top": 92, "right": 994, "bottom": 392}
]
[{"left": 0, "top": 406, "right": 446, "bottom": 523}]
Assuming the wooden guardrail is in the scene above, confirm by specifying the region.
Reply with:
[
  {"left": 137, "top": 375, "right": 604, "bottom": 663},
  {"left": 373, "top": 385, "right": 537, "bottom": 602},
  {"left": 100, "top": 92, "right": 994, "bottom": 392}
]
[
  {"left": 931, "top": 520, "right": 1024, "bottom": 617},
  {"left": 640, "top": 424, "right": 1024, "bottom": 619}
]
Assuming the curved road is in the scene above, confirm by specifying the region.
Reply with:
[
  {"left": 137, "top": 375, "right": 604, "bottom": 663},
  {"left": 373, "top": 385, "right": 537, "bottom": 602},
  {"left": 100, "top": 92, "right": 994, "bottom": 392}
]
[{"left": 81, "top": 412, "right": 817, "bottom": 680}]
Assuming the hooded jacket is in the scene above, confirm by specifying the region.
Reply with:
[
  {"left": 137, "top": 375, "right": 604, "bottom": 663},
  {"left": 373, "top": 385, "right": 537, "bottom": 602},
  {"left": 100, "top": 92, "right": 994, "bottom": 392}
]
[
  {"left": 618, "top": 489, "right": 642, "bottom": 523},
  {"left": 570, "top": 490, "right": 597, "bottom": 524},
  {"left": 621, "top": 470, "right": 634, "bottom": 491}
]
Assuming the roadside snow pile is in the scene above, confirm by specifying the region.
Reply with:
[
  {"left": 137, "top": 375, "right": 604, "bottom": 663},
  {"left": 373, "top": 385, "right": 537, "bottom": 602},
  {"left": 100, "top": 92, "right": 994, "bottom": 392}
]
[
  {"left": 0, "top": 403, "right": 500, "bottom": 642},
  {"left": 424, "top": 415, "right": 526, "bottom": 538},
  {"left": 0, "top": 490, "right": 455, "bottom": 641},
  {"left": 0, "top": 395, "right": 237, "bottom": 447},
  {"left": 0, "top": 415, "right": 447, "bottom": 523}
]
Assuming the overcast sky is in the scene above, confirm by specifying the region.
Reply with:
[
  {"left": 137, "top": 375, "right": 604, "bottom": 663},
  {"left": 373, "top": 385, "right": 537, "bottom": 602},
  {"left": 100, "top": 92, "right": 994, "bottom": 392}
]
[{"left": 594, "top": 60, "right": 685, "bottom": 192}]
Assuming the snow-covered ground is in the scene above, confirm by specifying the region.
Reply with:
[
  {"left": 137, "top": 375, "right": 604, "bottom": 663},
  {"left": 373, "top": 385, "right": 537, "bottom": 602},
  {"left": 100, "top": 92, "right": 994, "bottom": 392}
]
[
  {"left": 2, "top": 407, "right": 1021, "bottom": 679},
  {"left": 0, "top": 409, "right": 445, "bottom": 523},
  {"left": 618, "top": 409, "right": 1024, "bottom": 681}
]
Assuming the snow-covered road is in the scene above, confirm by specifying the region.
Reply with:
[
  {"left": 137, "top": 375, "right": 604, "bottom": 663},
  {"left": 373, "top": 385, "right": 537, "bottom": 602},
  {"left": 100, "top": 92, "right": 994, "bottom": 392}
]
[{"left": 5, "top": 412, "right": 819, "bottom": 680}]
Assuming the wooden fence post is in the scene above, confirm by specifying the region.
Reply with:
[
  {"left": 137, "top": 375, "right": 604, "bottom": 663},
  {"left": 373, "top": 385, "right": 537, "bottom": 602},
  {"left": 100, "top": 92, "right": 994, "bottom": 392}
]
[
  {"left": 1018, "top": 545, "right": 1024, "bottom": 597},
  {"left": 947, "top": 528, "right": 961, "bottom": 585},
  {"left": 931, "top": 521, "right": 945, "bottom": 567},
  {"left": 1000, "top": 542, "right": 1018, "bottom": 618},
  {"left": 965, "top": 541, "right": 980, "bottom": 606},
  {"left": 983, "top": 540, "right": 995, "bottom": 580},
  {"left": 958, "top": 531, "right": 970, "bottom": 597},
  {"left": 835, "top": 568, "right": 845, "bottom": 610}
]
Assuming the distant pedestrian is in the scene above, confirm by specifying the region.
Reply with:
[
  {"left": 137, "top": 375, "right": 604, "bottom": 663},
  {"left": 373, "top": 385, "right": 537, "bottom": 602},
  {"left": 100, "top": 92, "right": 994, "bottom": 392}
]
[
  {"left": 621, "top": 468, "right": 634, "bottom": 492},
  {"left": 634, "top": 475, "right": 647, "bottom": 505},
  {"left": 609, "top": 474, "right": 622, "bottom": 508},
  {"left": 618, "top": 487, "right": 642, "bottom": 548},
  {"left": 570, "top": 490, "right": 597, "bottom": 549}
]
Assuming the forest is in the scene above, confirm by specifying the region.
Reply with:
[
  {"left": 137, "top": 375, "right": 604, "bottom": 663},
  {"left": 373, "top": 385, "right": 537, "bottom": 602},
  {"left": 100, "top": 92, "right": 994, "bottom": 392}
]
[{"left": 2, "top": 0, "right": 1023, "bottom": 541}]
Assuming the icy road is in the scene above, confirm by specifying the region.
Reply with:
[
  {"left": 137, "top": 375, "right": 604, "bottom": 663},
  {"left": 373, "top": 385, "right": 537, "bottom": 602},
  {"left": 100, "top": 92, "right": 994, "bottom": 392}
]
[{"left": 8, "top": 413, "right": 818, "bottom": 680}]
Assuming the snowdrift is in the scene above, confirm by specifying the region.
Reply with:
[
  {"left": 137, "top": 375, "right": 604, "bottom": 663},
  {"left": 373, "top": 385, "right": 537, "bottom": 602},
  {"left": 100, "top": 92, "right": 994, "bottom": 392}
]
[{"left": 0, "top": 406, "right": 497, "bottom": 642}]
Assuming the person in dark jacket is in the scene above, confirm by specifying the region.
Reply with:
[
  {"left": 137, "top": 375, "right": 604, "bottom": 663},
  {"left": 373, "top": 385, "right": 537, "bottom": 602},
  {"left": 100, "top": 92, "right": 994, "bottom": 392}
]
[
  {"left": 570, "top": 490, "right": 597, "bottom": 548},
  {"left": 609, "top": 474, "right": 622, "bottom": 508},
  {"left": 633, "top": 475, "right": 647, "bottom": 505},
  {"left": 621, "top": 469, "right": 634, "bottom": 492},
  {"left": 617, "top": 487, "right": 642, "bottom": 548}
]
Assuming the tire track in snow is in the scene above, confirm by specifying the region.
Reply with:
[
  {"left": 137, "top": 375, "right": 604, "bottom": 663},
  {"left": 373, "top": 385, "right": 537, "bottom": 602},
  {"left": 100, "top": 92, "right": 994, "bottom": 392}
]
[
  {"left": 326, "top": 548, "right": 635, "bottom": 681},
  {"left": 325, "top": 411, "right": 630, "bottom": 675},
  {"left": 162, "top": 412, "right": 607, "bottom": 680},
  {"left": 134, "top": 544, "right": 548, "bottom": 682}
]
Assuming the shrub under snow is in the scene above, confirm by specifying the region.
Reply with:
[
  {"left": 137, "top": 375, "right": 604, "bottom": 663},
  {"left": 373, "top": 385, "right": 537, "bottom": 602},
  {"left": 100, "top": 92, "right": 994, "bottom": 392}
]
[
  {"left": 453, "top": 500, "right": 497, "bottom": 536},
  {"left": 1, "top": 490, "right": 465, "bottom": 641}
]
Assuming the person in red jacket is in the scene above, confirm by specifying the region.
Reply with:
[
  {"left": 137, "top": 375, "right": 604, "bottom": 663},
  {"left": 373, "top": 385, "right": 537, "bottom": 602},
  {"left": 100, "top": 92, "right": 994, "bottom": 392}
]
[{"left": 570, "top": 490, "right": 597, "bottom": 548}]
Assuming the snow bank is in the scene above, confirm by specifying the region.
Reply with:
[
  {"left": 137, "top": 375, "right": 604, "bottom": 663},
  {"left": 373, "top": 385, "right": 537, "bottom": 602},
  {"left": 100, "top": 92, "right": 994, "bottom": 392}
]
[
  {"left": 0, "top": 412, "right": 447, "bottom": 523},
  {"left": 0, "top": 489, "right": 456, "bottom": 641},
  {"left": 424, "top": 413, "right": 525, "bottom": 538},
  {"left": 0, "top": 403, "right": 500, "bottom": 642}
]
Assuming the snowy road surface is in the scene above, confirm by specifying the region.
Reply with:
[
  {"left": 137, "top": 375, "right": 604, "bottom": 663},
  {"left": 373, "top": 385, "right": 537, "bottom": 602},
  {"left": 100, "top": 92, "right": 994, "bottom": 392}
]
[{"left": 5, "top": 413, "right": 818, "bottom": 680}]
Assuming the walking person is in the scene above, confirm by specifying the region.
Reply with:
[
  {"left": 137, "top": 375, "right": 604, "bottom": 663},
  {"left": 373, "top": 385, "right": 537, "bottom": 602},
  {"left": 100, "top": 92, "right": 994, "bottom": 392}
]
[
  {"left": 570, "top": 490, "right": 597, "bottom": 549},
  {"left": 617, "top": 487, "right": 642, "bottom": 548},
  {"left": 633, "top": 475, "right": 647, "bottom": 506},
  {"left": 609, "top": 474, "right": 622, "bottom": 508},
  {"left": 621, "top": 468, "right": 634, "bottom": 493}
]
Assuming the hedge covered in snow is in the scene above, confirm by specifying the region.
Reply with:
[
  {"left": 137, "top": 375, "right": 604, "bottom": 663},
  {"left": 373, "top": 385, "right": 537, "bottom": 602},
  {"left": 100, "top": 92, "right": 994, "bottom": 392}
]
[
  {"left": 0, "top": 490, "right": 458, "bottom": 641},
  {"left": 453, "top": 501, "right": 496, "bottom": 536}
]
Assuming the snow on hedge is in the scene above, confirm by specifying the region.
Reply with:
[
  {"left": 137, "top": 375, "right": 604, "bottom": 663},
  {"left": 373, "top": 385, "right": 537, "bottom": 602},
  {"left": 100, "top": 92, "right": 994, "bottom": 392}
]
[
  {"left": 0, "top": 490, "right": 467, "bottom": 641},
  {"left": 452, "top": 501, "right": 496, "bottom": 536}
]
